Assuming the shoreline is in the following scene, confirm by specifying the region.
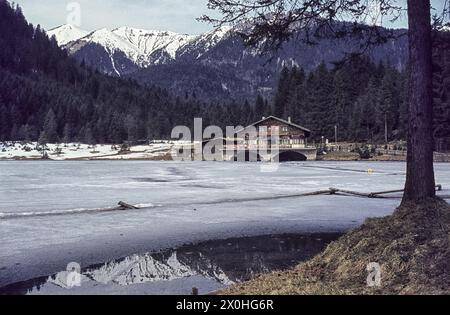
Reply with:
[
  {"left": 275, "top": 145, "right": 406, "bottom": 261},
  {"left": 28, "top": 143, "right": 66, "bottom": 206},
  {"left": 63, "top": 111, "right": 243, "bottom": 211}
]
[
  {"left": 2, "top": 141, "right": 449, "bottom": 162},
  {"left": 219, "top": 199, "right": 450, "bottom": 295},
  {"left": 2, "top": 158, "right": 450, "bottom": 163}
]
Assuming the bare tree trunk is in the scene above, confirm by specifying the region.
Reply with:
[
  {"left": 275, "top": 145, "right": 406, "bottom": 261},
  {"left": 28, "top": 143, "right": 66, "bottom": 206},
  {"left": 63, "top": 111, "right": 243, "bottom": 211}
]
[{"left": 403, "top": 0, "right": 436, "bottom": 203}]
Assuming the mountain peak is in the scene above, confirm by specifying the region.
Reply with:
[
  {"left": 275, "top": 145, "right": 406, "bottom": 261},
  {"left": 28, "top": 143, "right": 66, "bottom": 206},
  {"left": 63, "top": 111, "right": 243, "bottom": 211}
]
[
  {"left": 111, "top": 27, "right": 196, "bottom": 58},
  {"left": 112, "top": 26, "right": 184, "bottom": 36},
  {"left": 50, "top": 25, "right": 199, "bottom": 73},
  {"left": 47, "top": 24, "right": 89, "bottom": 46}
]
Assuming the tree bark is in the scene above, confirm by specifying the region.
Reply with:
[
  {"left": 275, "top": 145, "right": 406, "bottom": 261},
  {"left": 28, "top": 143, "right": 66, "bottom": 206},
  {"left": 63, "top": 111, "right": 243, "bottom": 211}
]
[{"left": 403, "top": 0, "right": 436, "bottom": 203}]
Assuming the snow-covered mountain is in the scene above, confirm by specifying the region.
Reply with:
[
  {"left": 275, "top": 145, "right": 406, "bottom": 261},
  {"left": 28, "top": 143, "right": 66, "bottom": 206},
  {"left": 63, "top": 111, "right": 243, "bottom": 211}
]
[
  {"left": 46, "top": 24, "right": 197, "bottom": 76},
  {"left": 112, "top": 27, "right": 195, "bottom": 60},
  {"left": 46, "top": 24, "right": 237, "bottom": 77},
  {"left": 177, "top": 25, "right": 233, "bottom": 60},
  {"left": 47, "top": 24, "right": 409, "bottom": 99},
  {"left": 47, "top": 24, "right": 89, "bottom": 46}
]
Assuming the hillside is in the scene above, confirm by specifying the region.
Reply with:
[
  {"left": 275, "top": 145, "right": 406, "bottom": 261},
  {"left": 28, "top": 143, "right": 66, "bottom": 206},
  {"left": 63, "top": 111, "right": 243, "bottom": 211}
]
[
  {"left": 0, "top": 1, "right": 219, "bottom": 143},
  {"left": 1, "top": 0, "right": 448, "bottom": 147}
]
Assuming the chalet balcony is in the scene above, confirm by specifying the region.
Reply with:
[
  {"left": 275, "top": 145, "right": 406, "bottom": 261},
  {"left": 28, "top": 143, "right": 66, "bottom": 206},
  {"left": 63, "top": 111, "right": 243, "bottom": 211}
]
[
  {"left": 278, "top": 144, "right": 308, "bottom": 149},
  {"left": 223, "top": 143, "right": 309, "bottom": 151}
]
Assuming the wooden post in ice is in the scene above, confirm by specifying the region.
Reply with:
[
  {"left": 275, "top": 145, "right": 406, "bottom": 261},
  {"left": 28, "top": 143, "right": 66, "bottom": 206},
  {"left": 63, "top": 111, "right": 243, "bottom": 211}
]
[{"left": 118, "top": 201, "right": 138, "bottom": 210}]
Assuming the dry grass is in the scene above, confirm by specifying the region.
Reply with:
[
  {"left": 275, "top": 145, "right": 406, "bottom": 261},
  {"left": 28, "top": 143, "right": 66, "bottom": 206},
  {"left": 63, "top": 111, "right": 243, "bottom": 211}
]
[
  {"left": 147, "top": 152, "right": 173, "bottom": 161},
  {"left": 318, "top": 151, "right": 407, "bottom": 161},
  {"left": 221, "top": 198, "right": 450, "bottom": 295},
  {"left": 370, "top": 154, "right": 406, "bottom": 161},
  {"left": 318, "top": 151, "right": 360, "bottom": 161}
]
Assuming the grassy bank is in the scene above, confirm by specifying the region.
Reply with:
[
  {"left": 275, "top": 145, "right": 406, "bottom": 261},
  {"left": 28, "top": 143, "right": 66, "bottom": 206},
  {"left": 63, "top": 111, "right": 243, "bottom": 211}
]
[
  {"left": 220, "top": 198, "right": 450, "bottom": 295},
  {"left": 318, "top": 151, "right": 406, "bottom": 161},
  {"left": 318, "top": 151, "right": 450, "bottom": 162}
]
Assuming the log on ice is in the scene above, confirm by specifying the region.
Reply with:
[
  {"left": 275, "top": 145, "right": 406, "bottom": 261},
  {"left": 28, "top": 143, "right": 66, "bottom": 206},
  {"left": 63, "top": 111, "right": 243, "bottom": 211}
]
[{"left": 118, "top": 201, "right": 139, "bottom": 210}]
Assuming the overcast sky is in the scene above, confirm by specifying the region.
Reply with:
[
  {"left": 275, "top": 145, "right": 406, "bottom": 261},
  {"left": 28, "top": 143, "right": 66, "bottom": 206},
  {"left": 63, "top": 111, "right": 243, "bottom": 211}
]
[{"left": 13, "top": 0, "right": 448, "bottom": 34}]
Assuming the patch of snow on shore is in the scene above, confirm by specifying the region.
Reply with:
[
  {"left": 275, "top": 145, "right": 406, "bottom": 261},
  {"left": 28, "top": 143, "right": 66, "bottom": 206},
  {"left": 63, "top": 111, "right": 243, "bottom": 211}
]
[{"left": 0, "top": 141, "right": 174, "bottom": 160}]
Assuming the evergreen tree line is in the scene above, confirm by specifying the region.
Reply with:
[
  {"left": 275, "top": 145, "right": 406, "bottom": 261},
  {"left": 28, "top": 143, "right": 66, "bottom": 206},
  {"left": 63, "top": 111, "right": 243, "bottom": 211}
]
[
  {"left": 0, "top": 0, "right": 274, "bottom": 144},
  {"left": 270, "top": 34, "right": 450, "bottom": 146},
  {"left": 271, "top": 56, "right": 409, "bottom": 143},
  {"left": 0, "top": 0, "right": 258, "bottom": 144},
  {"left": 432, "top": 31, "right": 450, "bottom": 151},
  {"left": 0, "top": 1, "right": 448, "bottom": 148}
]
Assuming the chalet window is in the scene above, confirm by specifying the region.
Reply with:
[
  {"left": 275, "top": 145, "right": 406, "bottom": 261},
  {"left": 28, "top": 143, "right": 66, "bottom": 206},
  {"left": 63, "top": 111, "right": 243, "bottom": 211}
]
[{"left": 282, "top": 127, "right": 288, "bottom": 132}]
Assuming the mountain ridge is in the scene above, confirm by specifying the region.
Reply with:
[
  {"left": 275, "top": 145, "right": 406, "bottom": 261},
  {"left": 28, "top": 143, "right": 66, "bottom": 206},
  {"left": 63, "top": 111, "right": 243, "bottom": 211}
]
[
  {"left": 47, "top": 23, "right": 409, "bottom": 99},
  {"left": 47, "top": 24, "right": 223, "bottom": 74},
  {"left": 47, "top": 24, "right": 89, "bottom": 45}
]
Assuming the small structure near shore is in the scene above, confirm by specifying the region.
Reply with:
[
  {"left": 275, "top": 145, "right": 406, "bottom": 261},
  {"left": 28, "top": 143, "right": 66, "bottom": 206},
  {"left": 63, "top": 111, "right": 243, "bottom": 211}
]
[
  {"left": 171, "top": 116, "right": 318, "bottom": 162},
  {"left": 237, "top": 116, "right": 317, "bottom": 161},
  {"left": 196, "top": 116, "right": 317, "bottom": 162}
]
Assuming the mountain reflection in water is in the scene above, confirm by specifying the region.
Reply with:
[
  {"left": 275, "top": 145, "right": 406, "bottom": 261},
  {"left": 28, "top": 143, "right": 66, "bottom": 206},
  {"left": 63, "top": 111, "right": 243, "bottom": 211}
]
[{"left": 0, "top": 233, "right": 342, "bottom": 295}]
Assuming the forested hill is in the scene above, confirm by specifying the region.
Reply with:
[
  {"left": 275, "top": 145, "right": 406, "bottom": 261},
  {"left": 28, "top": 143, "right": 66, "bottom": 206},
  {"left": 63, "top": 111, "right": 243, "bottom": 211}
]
[
  {"left": 0, "top": 0, "right": 242, "bottom": 143},
  {"left": 0, "top": 0, "right": 175, "bottom": 143},
  {"left": 50, "top": 21, "right": 408, "bottom": 100},
  {"left": 271, "top": 57, "right": 409, "bottom": 143},
  {"left": 0, "top": 0, "right": 448, "bottom": 147},
  {"left": 270, "top": 33, "right": 449, "bottom": 147},
  {"left": 0, "top": 0, "right": 281, "bottom": 144}
]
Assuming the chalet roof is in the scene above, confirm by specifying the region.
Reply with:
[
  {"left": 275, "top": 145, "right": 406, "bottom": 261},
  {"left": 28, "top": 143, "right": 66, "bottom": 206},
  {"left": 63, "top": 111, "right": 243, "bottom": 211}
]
[{"left": 243, "top": 116, "right": 311, "bottom": 134}]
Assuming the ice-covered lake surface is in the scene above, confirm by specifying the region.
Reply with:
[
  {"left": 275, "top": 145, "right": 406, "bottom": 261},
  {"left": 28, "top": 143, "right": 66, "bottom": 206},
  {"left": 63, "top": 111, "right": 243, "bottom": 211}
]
[{"left": 0, "top": 160, "right": 449, "bottom": 290}]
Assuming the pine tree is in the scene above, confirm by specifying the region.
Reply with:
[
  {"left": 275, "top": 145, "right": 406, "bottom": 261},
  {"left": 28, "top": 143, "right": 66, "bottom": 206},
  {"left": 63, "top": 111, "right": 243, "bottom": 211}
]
[
  {"left": 109, "top": 112, "right": 125, "bottom": 144},
  {"left": 10, "top": 124, "right": 19, "bottom": 141},
  {"left": 432, "top": 31, "right": 450, "bottom": 151},
  {"left": 38, "top": 130, "right": 48, "bottom": 158},
  {"left": 331, "top": 71, "right": 353, "bottom": 141},
  {"left": 286, "top": 67, "right": 306, "bottom": 122},
  {"left": 43, "top": 108, "right": 58, "bottom": 143},
  {"left": 125, "top": 114, "right": 138, "bottom": 142},
  {"left": 38, "top": 130, "right": 48, "bottom": 146},
  {"left": 17, "top": 124, "right": 30, "bottom": 141},
  {"left": 84, "top": 127, "right": 95, "bottom": 145},
  {"left": 305, "top": 63, "right": 334, "bottom": 140},
  {"left": 62, "top": 123, "right": 71, "bottom": 144},
  {"left": 255, "top": 95, "right": 265, "bottom": 120},
  {"left": 0, "top": 104, "right": 9, "bottom": 141},
  {"left": 376, "top": 70, "right": 397, "bottom": 142},
  {"left": 359, "top": 78, "right": 379, "bottom": 142},
  {"left": 273, "top": 67, "right": 291, "bottom": 118}
]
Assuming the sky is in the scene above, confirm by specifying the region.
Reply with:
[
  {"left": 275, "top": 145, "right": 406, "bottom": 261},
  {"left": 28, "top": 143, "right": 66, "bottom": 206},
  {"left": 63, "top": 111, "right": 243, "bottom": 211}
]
[
  {"left": 13, "top": 0, "right": 218, "bottom": 34},
  {"left": 12, "top": 0, "right": 448, "bottom": 34}
]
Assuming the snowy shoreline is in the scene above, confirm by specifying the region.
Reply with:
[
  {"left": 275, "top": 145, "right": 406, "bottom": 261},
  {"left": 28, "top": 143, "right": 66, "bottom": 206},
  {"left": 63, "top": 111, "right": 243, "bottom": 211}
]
[{"left": 0, "top": 141, "right": 174, "bottom": 161}]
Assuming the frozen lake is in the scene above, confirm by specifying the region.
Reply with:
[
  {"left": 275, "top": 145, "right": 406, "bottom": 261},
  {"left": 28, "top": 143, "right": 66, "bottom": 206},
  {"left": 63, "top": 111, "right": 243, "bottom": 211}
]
[
  {"left": 0, "top": 160, "right": 449, "bottom": 288},
  {"left": 0, "top": 233, "right": 342, "bottom": 295}
]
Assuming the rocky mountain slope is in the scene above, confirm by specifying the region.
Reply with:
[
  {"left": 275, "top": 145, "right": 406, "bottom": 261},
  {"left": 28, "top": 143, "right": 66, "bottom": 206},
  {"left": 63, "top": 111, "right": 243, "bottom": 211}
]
[{"left": 47, "top": 24, "right": 409, "bottom": 99}]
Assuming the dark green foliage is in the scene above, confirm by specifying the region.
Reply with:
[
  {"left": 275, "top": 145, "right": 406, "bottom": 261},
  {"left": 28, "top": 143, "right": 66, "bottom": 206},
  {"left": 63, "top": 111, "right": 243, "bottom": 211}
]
[
  {"left": 432, "top": 31, "right": 450, "bottom": 151},
  {"left": 271, "top": 51, "right": 450, "bottom": 147},
  {"left": 0, "top": 0, "right": 265, "bottom": 143},
  {"left": 356, "top": 146, "right": 373, "bottom": 160},
  {"left": 0, "top": 1, "right": 448, "bottom": 149}
]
